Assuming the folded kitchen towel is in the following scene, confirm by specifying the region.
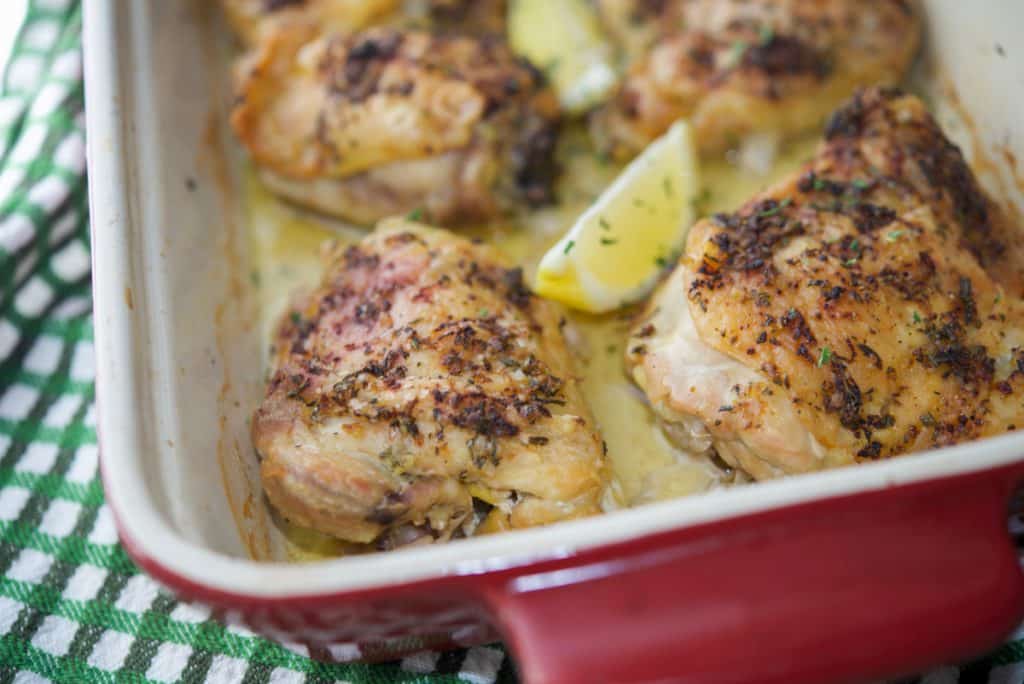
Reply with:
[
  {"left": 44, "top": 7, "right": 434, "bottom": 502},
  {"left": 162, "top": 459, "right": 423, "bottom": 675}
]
[{"left": 0, "top": 1, "right": 1019, "bottom": 682}]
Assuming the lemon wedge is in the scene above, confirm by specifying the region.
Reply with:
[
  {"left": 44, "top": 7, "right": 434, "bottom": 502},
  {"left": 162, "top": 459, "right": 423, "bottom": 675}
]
[
  {"left": 508, "top": 0, "right": 617, "bottom": 115},
  {"left": 534, "top": 120, "right": 699, "bottom": 313}
]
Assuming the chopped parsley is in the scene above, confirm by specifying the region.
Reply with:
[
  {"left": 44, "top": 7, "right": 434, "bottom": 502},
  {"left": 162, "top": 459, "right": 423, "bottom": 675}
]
[
  {"left": 849, "top": 238, "right": 860, "bottom": 252},
  {"left": 691, "top": 188, "right": 713, "bottom": 215},
  {"left": 599, "top": 216, "right": 611, "bottom": 231},
  {"left": 289, "top": 311, "right": 302, "bottom": 325},
  {"left": 817, "top": 346, "right": 832, "bottom": 367},
  {"left": 728, "top": 40, "right": 748, "bottom": 67},
  {"left": 758, "top": 198, "right": 792, "bottom": 217},
  {"left": 662, "top": 176, "right": 674, "bottom": 198},
  {"left": 758, "top": 24, "right": 774, "bottom": 44},
  {"left": 912, "top": 310, "right": 922, "bottom": 324},
  {"left": 843, "top": 258, "right": 858, "bottom": 267},
  {"left": 600, "top": 237, "right": 618, "bottom": 246},
  {"left": 886, "top": 230, "right": 904, "bottom": 242},
  {"left": 995, "top": 294, "right": 1003, "bottom": 304},
  {"left": 851, "top": 178, "right": 871, "bottom": 190},
  {"left": 406, "top": 207, "right": 424, "bottom": 221},
  {"left": 563, "top": 240, "right": 576, "bottom": 255},
  {"left": 478, "top": 309, "right": 490, "bottom": 318}
]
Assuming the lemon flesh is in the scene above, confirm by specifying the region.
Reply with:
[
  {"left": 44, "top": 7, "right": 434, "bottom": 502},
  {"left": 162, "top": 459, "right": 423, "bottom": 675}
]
[
  {"left": 535, "top": 120, "right": 699, "bottom": 313},
  {"left": 508, "top": 0, "right": 617, "bottom": 115}
]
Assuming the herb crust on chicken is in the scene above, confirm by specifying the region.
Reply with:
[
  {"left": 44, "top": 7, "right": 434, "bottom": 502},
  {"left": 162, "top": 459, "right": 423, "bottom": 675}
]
[
  {"left": 627, "top": 88, "right": 1024, "bottom": 480},
  {"left": 253, "top": 220, "right": 609, "bottom": 547}
]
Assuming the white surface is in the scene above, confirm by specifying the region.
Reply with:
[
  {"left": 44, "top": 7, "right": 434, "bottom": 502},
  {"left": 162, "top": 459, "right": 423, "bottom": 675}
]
[
  {"left": 84, "top": 0, "right": 1024, "bottom": 598},
  {"left": 0, "top": 1, "right": 28, "bottom": 79}
]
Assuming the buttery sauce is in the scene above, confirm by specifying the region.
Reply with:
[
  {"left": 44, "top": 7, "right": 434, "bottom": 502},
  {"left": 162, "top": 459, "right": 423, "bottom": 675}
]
[{"left": 245, "top": 127, "right": 819, "bottom": 560}]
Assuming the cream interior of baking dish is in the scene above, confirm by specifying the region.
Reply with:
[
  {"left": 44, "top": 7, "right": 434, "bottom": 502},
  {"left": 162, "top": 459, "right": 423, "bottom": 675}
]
[{"left": 105, "top": 0, "right": 1024, "bottom": 564}]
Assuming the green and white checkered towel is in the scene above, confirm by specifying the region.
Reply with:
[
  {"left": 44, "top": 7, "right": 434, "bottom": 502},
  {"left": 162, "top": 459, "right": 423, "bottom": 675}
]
[{"left": 0, "top": 1, "right": 1021, "bottom": 682}]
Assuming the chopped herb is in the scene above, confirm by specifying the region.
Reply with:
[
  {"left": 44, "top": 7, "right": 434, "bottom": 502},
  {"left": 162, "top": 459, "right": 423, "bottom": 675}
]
[
  {"left": 849, "top": 239, "right": 860, "bottom": 252},
  {"left": 543, "top": 57, "right": 561, "bottom": 76},
  {"left": 662, "top": 176, "right": 674, "bottom": 198},
  {"left": 632, "top": 198, "right": 647, "bottom": 208},
  {"left": 886, "top": 230, "right": 904, "bottom": 242},
  {"left": 817, "top": 346, "right": 832, "bottom": 367},
  {"left": 758, "top": 24, "right": 774, "bottom": 44},
  {"left": 691, "top": 188, "right": 713, "bottom": 215},
  {"left": 563, "top": 240, "right": 576, "bottom": 255},
  {"left": 851, "top": 178, "right": 871, "bottom": 190},
  {"left": 289, "top": 311, "right": 302, "bottom": 324},
  {"left": 655, "top": 255, "right": 670, "bottom": 268},
  {"left": 758, "top": 198, "right": 792, "bottom": 217},
  {"left": 912, "top": 310, "right": 922, "bottom": 324},
  {"left": 478, "top": 309, "right": 489, "bottom": 318},
  {"left": 599, "top": 216, "right": 611, "bottom": 231},
  {"left": 406, "top": 207, "right": 424, "bottom": 221},
  {"left": 813, "top": 177, "right": 826, "bottom": 191},
  {"left": 920, "top": 412, "right": 936, "bottom": 426},
  {"left": 600, "top": 237, "right": 618, "bottom": 246},
  {"left": 995, "top": 294, "right": 1003, "bottom": 304},
  {"left": 728, "top": 40, "right": 748, "bottom": 67},
  {"left": 843, "top": 258, "right": 858, "bottom": 267}
]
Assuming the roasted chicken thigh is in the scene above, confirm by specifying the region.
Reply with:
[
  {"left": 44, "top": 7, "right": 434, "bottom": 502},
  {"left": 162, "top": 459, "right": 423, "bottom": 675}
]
[
  {"left": 253, "top": 220, "right": 608, "bottom": 546},
  {"left": 627, "top": 88, "right": 1024, "bottom": 480},
  {"left": 231, "top": 25, "right": 559, "bottom": 225},
  {"left": 594, "top": 0, "right": 920, "bottom": 158}
]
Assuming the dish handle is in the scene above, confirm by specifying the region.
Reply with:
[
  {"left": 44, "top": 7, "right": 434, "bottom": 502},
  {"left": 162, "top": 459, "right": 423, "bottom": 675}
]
[{"left": 482, "top": 462, "right": 1024, "bottom": 684}]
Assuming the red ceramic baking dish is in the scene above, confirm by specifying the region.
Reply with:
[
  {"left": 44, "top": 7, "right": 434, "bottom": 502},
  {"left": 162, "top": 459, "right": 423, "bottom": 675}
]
[{"left": 84, "top": 1, "right": 1024, "bottom": 682}]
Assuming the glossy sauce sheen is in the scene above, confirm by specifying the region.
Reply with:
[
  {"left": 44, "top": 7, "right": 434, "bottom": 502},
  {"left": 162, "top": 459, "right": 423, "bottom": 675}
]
[{"left": 247, "top": 128, "right": 819, "bottom": 560}]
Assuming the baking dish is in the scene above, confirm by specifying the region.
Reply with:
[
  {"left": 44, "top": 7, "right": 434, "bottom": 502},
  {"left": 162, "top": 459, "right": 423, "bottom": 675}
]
[{"left": 84, "top": 1, "right": 1024, "bottom": 682}]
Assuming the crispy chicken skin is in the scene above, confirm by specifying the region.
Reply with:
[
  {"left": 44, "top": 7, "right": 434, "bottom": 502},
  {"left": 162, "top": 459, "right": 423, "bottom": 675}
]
[
  {"left": 253, "top": 220, "right": 608, "bottom": 546},
  {"left": 594, "top": 0, "right": 920, "bottom": 157},
  {"left": 222, "top": 0, "right": 401, "bottom": 46},
  {"left": 230, "top": 25, "right": 560, "bottom": 225},
  {"left": 222, "top": 0, "right": 506, "bottom": 46},
  {"left": 627, "top": 88, "right": 1024, "bottom": 480}
]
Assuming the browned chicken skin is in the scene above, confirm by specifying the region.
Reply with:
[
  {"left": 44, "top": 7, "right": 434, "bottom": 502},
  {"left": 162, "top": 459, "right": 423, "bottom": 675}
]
[
  {"left": 427, "top": 0, "right": 507, "bottom": 34},
  {"left": 627, "top": 88, "right": 1024, "bottom": 480},
  {"left": 253, "top": 220, "right": 608, "bottom": 547},
  {"left": 222, "top": 0, "right": 401, "bottom": 46},
  {"left": 230, "top": 25, "right": 559, "bottom": 225},
  {"left": 594, "top": 0, "right": 921, "bottom": 157},
  {"left": 222, "top": 0, "right": 506, "bottom": 46}
]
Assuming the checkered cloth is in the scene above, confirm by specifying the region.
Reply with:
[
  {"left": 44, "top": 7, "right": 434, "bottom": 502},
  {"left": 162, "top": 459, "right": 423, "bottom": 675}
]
[{"left": 0, "top": 1, "right": 1020, "bottom": 682}]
